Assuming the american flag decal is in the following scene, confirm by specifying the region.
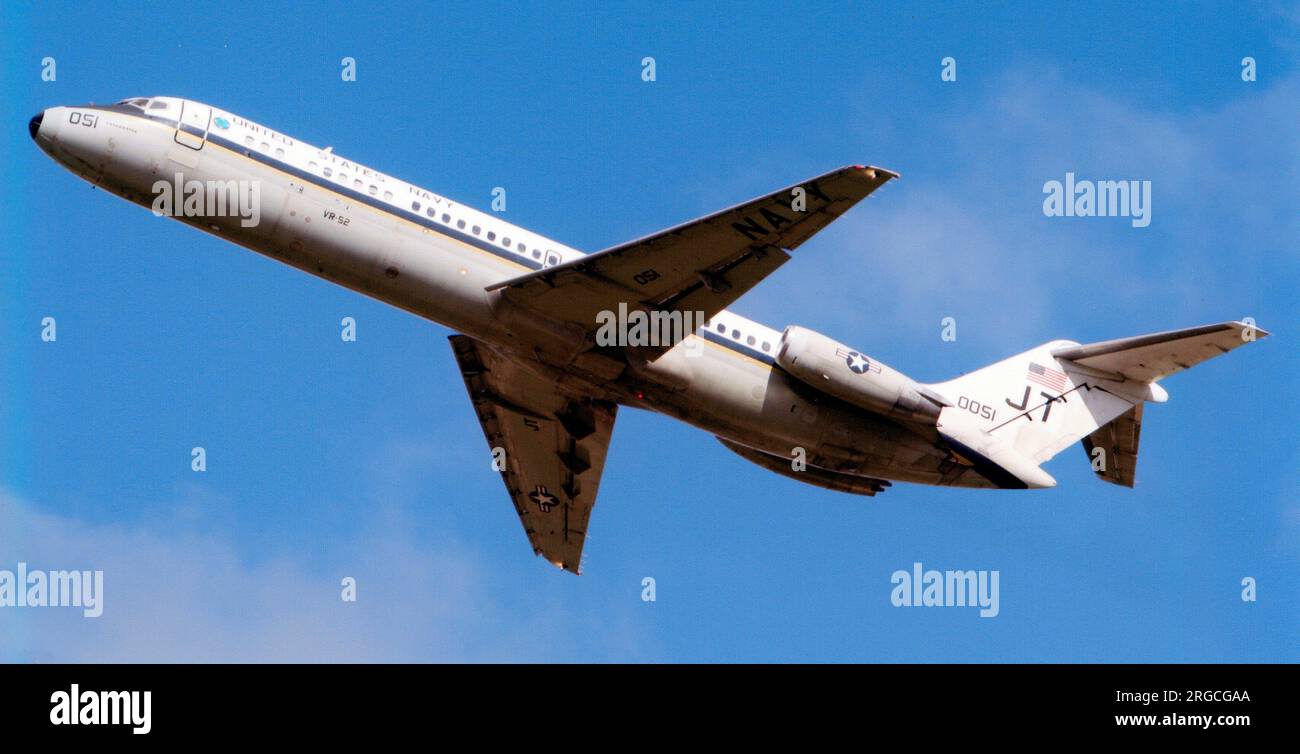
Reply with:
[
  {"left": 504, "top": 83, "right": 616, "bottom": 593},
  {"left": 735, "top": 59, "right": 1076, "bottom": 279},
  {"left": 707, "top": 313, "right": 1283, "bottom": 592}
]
[{"left": 1027, "top": 361, "right": 1067, "bottom": 391}]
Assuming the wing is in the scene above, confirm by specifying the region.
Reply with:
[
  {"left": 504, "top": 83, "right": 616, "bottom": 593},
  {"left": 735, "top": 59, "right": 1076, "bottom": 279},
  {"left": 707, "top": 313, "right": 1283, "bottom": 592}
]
[
  {"left": 1052, "top": 321, "right": 1269, "bottom": 383},
  {"left": 486, "top": 165, "right": 897, "bottom": 348},
  {"left": 716, "top": 437, "right": 891, "bottom": 496},
  {"left": 449, "top": 334, "right": 618, "bottom": 573}
]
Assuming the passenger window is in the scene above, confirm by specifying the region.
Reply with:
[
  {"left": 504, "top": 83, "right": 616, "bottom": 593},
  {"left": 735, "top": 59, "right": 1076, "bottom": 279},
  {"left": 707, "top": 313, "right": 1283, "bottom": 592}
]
[
  {"left": 746, "top": 335, "right": 756, "bottom": 346},
  {"left": 275, "top": 148, "right": 285, "bottom": 158},
  {"left": 487, "top": 231, "right": 496, "bottom": 241},
  {"left": 456, "top": 219, "right": 466, "bottom": 229},
  {"left": 518, "top": 243, "right": 527, "bottom": 253},
  {"left": 368, "top": 185, "right": 377, "bottom": 195},
  {"left": 426, "top": 207, "right": 435, "bottom": 217},
  {"left": 260, "top": 142, "right": 270, "bottom": 151},
  {"left": 412, "top": 201, "right": 421, "bottom": 211},
  {"left": 383, "top": 191, "right": 392, "bottom": 200},
  {"left": 244, "top": 136, "right": 254, "bottom": 146},
  {"left": 339, "top": 173, "right": 348, "bottom": 182},
  {"left": 442, "top": 214, "right": 450, "bottom": 223},
  {"left": 353, "top": 179, "right": 362, "bottom": 189},
  {"left": 323, "top": 167, "right": 333, "bottom": 177},
  {"left": 472, "top": 225, "right": 480, "bottom": 235},
  {"left": 545, "top": 251, "right": 561, "bottom": 267},
  {"left": 503, "top": 238, "right": 511, "bottom": 247},
  {"left": 309, "top": 162, "right": 318, "bottom": 170},
  {"left": 762, "top": 342, "right": 771, "bottom": 352},
  {"left": 716, "top": 323, "right": 725, "bottom": 333},
  {"left": 732, "top": 330, "right": 740, "bottom": 339}
]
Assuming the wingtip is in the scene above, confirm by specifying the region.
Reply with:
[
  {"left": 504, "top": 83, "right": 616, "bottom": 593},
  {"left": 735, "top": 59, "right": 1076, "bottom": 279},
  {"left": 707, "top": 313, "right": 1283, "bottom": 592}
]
[
  {"left": 549, "top": 557, "right": 582, "bottom": 575},
  {"left": 851, "top": 164, "right": 900, "bottom": 180},
  {"left": 1229, "top": 320, "right": 1270, "bottom": 339}
]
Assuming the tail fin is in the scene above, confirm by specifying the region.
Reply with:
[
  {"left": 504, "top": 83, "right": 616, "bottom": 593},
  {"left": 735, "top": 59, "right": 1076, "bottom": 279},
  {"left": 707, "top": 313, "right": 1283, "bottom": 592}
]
[{"left": 927, "top": 321, "right": 1268, "bottom": 487}]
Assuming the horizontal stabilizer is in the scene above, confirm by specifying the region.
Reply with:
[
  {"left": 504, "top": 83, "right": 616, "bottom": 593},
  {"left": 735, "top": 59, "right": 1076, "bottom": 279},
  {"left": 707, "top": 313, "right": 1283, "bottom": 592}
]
[
  {"left": 1081, "top": 404, "right": 1143, "bottom": 487},
  {"left": 1051, "top": 321, "right": 1268, "bottom": 383}
]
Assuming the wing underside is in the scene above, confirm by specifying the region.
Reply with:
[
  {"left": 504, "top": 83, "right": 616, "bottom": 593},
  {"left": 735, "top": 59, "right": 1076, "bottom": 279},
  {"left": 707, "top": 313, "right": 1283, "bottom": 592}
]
[
  {"left": 716, "top": 437, "right": 892, "bottom": 496},
  {"left": 449, "top": 334, "right": 617, "bottom": 573}
]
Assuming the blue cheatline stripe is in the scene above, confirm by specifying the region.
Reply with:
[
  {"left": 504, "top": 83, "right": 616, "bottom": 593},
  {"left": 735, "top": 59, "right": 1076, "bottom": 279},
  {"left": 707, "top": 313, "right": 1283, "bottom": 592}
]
[
  {"left": 701, "top": 329, "right": 776, "bottom": 365},
  {"left": 94, "top": 106, "right": 781, "bottom": 369},
  {"left": 94, "top": 105, "right": 543, "bottom": 272}
]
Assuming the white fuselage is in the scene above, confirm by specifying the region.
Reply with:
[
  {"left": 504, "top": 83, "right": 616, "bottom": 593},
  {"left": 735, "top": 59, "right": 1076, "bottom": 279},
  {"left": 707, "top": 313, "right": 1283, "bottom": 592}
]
[{"left": 31, "top": 97, "right": 974, "bottom": 488}]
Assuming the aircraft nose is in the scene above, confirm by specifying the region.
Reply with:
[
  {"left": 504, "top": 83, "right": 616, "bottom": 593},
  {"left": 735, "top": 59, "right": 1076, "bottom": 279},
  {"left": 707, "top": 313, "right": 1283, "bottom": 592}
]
[{"left": 28, "top": 111, "right": 43, "bottom": 140}]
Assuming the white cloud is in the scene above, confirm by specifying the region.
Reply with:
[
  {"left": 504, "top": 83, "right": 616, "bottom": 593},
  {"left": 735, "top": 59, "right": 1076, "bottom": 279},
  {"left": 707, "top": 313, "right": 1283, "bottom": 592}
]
[{"left": 0, "top": 489, "right": 652, "bottom": 662}]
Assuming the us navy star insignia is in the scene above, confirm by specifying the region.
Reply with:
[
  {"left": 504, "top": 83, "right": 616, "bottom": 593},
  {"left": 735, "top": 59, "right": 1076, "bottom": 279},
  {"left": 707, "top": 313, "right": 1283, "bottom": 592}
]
[
  {"left": 528, "top": 485, "right": 559, "bottom": 512},
  {"left": 845, "top": 351, "right": 871, "bottom": 374}
]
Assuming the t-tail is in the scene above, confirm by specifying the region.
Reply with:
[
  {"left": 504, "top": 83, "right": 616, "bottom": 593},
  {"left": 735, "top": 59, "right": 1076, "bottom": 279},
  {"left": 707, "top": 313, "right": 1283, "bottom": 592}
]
[{"left": 925, "top": 321, "right": 1269, "bottom": 489}]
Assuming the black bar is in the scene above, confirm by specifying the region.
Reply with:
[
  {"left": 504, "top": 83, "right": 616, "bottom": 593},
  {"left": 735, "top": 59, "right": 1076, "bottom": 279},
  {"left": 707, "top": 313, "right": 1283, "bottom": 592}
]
[{"left": 0, "top": 663, "right": 1289, "bottom": 741}]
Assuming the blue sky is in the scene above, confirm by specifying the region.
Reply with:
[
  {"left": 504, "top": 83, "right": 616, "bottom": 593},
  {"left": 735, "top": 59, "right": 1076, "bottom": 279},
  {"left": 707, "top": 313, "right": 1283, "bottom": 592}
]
[{"left": 1, "top": 1, "right": 1296, "bottom": 661}]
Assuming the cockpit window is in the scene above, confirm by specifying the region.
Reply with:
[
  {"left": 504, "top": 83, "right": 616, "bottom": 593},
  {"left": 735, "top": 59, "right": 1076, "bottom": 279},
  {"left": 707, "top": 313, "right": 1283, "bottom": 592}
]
[
  {"left": 115, "top": 98, "right": 151, "bottom": 112},
  {"left": 149, "top": 100, "right": 168, "bottom": 110}
]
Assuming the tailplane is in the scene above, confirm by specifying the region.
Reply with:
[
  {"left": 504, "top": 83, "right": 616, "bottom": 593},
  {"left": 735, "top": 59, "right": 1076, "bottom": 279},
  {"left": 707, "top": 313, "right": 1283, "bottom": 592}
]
[{"left": 926, "top": 321, "right": 1268, "bottom": 488}]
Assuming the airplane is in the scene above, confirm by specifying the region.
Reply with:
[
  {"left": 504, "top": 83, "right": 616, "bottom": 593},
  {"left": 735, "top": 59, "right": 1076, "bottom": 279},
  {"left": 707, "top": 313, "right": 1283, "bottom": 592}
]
[{"left": 29, "top": 97, "right": 1269, "bottom": 573}]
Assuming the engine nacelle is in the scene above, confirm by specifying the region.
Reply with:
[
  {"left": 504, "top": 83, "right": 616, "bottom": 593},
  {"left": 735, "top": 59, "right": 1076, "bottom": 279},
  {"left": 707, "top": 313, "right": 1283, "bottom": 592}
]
[{"left": 776, "top": 325, "right": 942, "bottom": 423}]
